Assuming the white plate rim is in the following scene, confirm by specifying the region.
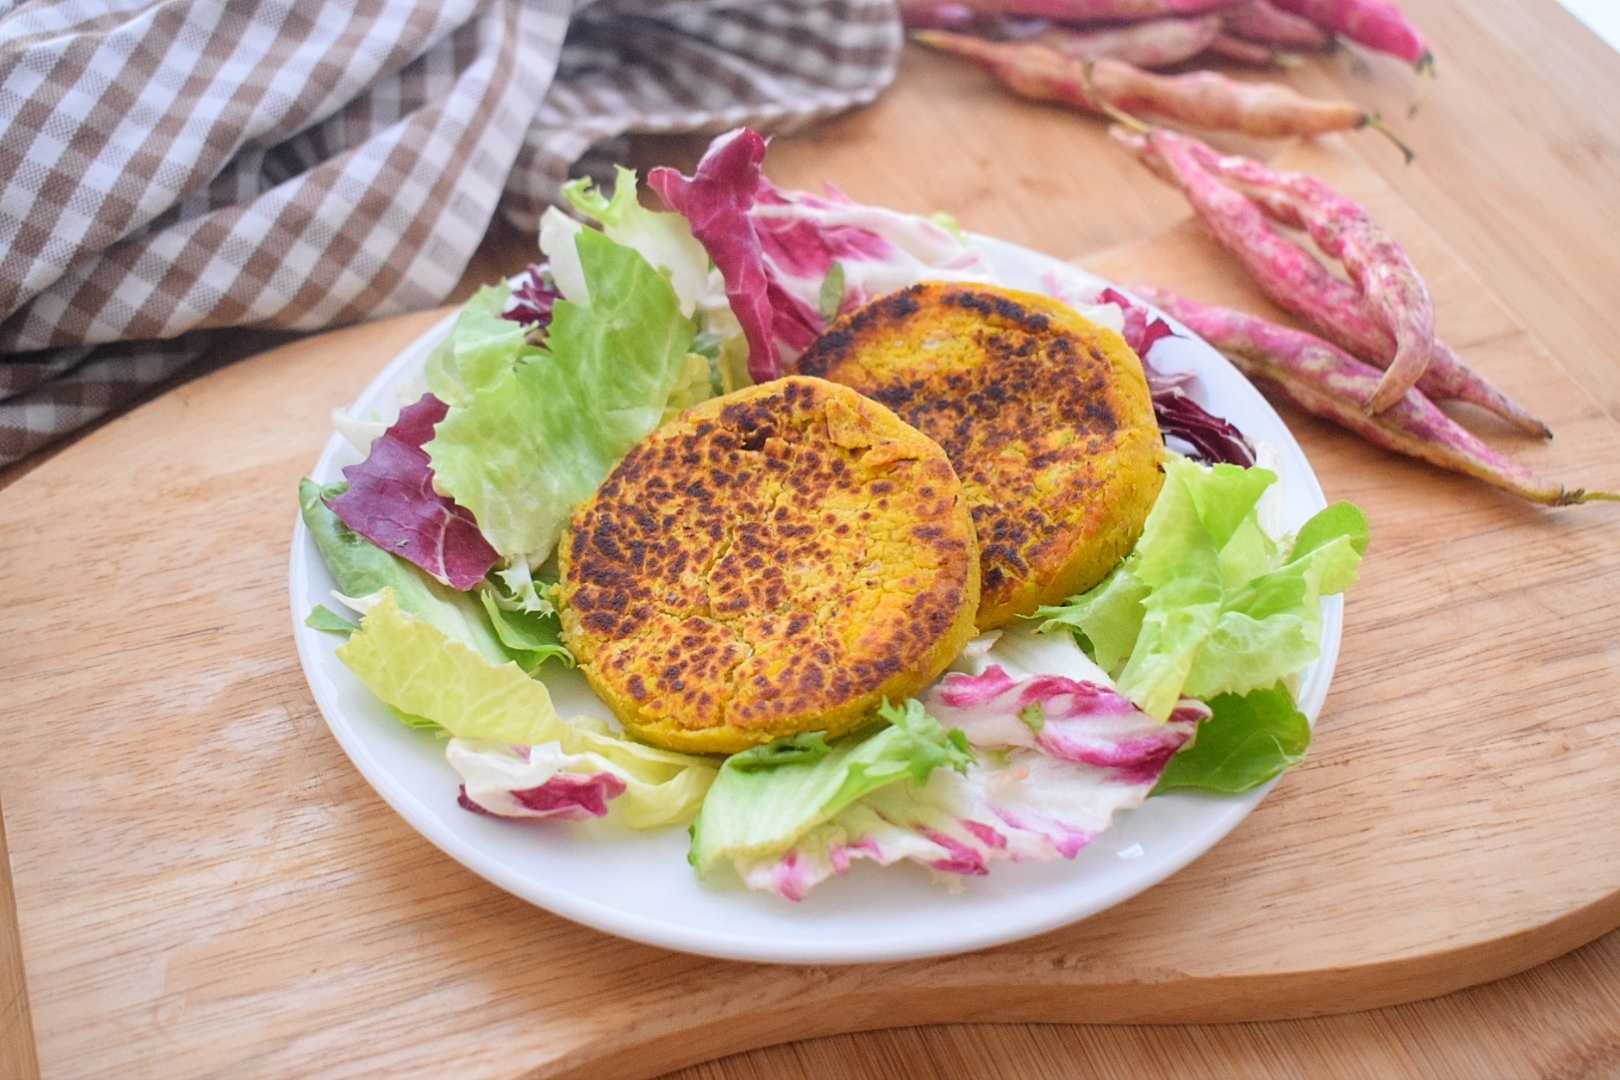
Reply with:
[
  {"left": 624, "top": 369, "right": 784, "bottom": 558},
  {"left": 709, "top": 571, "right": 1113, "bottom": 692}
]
[{"left": 288, "top": 234, "right": 1342, "bottom": 965}]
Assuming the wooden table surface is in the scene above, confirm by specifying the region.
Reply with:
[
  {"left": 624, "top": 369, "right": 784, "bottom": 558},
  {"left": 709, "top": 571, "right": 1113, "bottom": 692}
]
[{"left": 4, "top": 0, "right": 1620, "bottom": 1075}]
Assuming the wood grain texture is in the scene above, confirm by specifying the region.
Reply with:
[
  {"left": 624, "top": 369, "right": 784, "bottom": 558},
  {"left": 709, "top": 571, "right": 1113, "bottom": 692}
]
[
  {"left": 0, "top": 805, "right": 39, "bottom": 1080},
  {"left": 2, "top": 1, "right": 1619, "bottom": 1077},
  {"left": 667, "top": 927, "right": 1620, "bottom": 1080}
]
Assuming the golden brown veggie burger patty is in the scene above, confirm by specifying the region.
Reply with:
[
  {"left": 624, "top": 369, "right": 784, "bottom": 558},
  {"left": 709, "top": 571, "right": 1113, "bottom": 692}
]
[
  {"left": 558, "top": 376, "right": 980, "bottom": 754},
  {"left": 798, "top": 281, "right": 1163, "bottom": 629}
]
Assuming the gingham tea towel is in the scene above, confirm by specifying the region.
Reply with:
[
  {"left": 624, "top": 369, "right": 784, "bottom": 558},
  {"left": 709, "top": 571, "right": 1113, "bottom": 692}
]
[{"left": 0, "top": 0, "right": 902, "bottom": 466}]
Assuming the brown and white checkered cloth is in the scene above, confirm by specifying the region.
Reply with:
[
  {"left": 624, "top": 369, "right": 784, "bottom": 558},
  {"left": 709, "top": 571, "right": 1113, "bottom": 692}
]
[{"left": 0, "top": 0, "right": 902, "bottom": 465}]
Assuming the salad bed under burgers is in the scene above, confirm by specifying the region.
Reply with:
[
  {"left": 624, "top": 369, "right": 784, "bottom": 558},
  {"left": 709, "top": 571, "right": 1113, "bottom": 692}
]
[{"left": 299, "top": 127, "right": 1367, "bottom": 900}]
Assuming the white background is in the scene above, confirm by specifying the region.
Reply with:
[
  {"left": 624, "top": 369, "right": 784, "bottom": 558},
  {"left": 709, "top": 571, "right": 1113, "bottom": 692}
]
[{"left": 1559, "top": 0, "right": 1620, "bottom": 52}]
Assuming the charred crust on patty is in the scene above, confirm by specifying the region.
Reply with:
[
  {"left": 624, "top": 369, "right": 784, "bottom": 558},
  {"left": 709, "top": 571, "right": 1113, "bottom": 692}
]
[
  {"left": 798, "top": 281, "right": 1163, "bottom": 628},
  {"left": 558, "top": 375, "right": 980, "bottom": 754}
]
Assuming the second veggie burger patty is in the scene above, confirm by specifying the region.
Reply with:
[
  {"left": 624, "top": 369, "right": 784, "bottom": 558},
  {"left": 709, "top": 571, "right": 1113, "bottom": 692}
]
[
  {"left": 799, "top": 282, "right": 1164, "bottom": 628},
  {"left": 559, "top": 376, "right": 980, "bottom": 754}
]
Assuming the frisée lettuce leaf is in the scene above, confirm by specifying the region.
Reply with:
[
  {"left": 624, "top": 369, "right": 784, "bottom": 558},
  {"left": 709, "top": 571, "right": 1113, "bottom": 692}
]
[
  {"left": 424, "top": 227, "right": 697, "bottom": 568},
  {"left": 1036, "top": 457, "right": 1367, "bottom": 721}
]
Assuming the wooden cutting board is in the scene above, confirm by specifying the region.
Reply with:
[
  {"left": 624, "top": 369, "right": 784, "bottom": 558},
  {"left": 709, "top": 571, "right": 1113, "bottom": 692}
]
[{"left": 4, "top": 90, "right": 1620, "bottom": 1080}]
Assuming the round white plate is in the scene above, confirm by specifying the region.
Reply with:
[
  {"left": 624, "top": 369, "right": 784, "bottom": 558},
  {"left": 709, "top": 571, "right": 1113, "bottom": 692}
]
[{"left": 289, "top": 235, "right": 1341, "bottom": 965}]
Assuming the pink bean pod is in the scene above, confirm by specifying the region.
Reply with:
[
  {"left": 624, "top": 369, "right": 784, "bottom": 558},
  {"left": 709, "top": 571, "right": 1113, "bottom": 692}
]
[
  {"left": 1223, "top": 1, "right": 1331, "bottom": 48},
  {"left": 1170, "top": 135, "right": 1434, "bottom": 414},
  {"left": 950, "top": 0, "right": 1243, "bottom": 17},
  {"left": 1036, "top": 16, "right": 1222, "bottom": 68},
  {"left": 1269, "top": 0, "right": 1430, "bottom": 68},
  {"left": 1205, "top": 31, "right": 1287, "bottom": 66},
  {"left": 917, "top": 32, "right": 1376, "bottom": 137},
  {"left": 1109, "top": 127, "right": 1551, "bottom": 438},
  {"left": 1136, "top": 287, "right": 1613, "bottom": 506},
  {"left": 899, "top": 1, "right": 980, "bottom": 30}
]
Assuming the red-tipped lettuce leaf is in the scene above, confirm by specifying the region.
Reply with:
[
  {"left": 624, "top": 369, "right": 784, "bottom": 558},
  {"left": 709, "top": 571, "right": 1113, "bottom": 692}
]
[
  {"left": 649, "top": 129, "right": 819, "bottom": 382},
  {"left": 328, "top": 394, "right": 499, "bottom": 590},
  {"left": 650, "top": 127, "right": 993, "bottom": 383},
  {"left": 1099, "top": 287, "right": 1176, "bottom": 356}
]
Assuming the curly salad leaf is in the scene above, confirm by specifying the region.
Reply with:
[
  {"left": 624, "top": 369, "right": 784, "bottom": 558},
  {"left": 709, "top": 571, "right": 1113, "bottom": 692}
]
[
  {"left": 648, "top": 126, "right": 993, "bottom": 383},
  {"left": 1037, "top": 457, "right": 1368, "bottom": 721},
  {"left": 424, "top": 226, "right": 697, "bottom": 569},
  {"left": 339, "top": 590, "right": 715, "bottom": 828}
]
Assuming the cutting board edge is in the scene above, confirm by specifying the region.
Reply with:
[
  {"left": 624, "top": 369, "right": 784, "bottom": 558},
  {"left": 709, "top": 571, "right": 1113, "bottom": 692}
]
[{"left": 539, "top": 890, "right": 1620, "bottom": 1080}]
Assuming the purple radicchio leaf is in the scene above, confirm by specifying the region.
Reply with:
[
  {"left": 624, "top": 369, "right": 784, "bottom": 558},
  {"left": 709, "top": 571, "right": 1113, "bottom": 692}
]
[
  {"left": 727, "top": 643, "right": 1214, "bottom": 901},
  {"left": 457, "top": 772, "right": 627, "bottom": 822},
  {"left": 651, "top": 127, "right": 994, "bottom": 382},
  {"left": 1151, "top": 385, "right": 1257, "bottom": 467},
  {"left": 648, "top": 128, "right": 822, "bottom": 383},
  {"left": 504, "top": 263, "right": 559, "bottom": 328},
  {"left": 927, "top": 664, "right": 1209, "bottom": 784},
  {"left": 328, "top": 393, "right": 500, "bottom": 589},
  {"left": 450, "top": 743, "right": 629, "bottom": 822},
  {"left": 1097, "top": 288, "right": 1255, "bottom": 467}
]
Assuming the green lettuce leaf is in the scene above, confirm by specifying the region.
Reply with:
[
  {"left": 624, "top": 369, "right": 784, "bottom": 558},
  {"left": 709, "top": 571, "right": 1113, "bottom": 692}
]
[
  {"left": 818, "top": 262, "right": 845, "bottom": 321},
  {"left": 298, "top": 476, "right": 508, "bottom": 665},
  {"left": 1035, "top": 457, "right": 1368, "bottom": 720},
  {"left": 1034, "top": 566, "right": 1147, "bottom": 671},
  {"left": 337, "top": 590, "right": 715, "bottom": 827},
  {"left": 423, "top": 285, "right": 532, "bottom": 408},
  {"left": 661, "top": 351, "right": 716, "bottom": 424},
  {"left": 305, "top": 604, "right": 358, "bottom": 637},
  {"left": 478, "top": 587, "right": 573, "bottom": 672},
  {"left": 689, "top": 700, "right": 972, "bottom": 875},
  {"left": 563, "top": 165, "right": 710, "bottom": 318},
  {"left": 425, "top": 227, "right": 697, "bottom": 565},
  {"left": 727, "top": 731, "right": 833, "bottom": 772},
  {"left": 1183, "top": 523, "right": 1364, "bottom": 699},
  {"left": 1152, "top": 684, "right": 1310, "bottom": 794}
]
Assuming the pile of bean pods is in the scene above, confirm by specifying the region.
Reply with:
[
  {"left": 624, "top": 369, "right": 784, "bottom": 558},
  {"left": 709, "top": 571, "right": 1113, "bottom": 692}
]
[
  {"left": 907, "top": 0, "right": 1427, "bottom": 151},
  {"left": 1110, "top": 125, "right": 1615, "bottom": 507}
]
